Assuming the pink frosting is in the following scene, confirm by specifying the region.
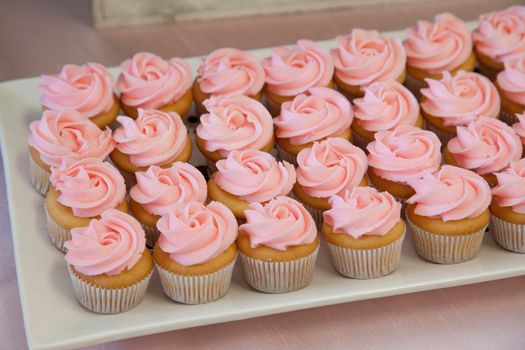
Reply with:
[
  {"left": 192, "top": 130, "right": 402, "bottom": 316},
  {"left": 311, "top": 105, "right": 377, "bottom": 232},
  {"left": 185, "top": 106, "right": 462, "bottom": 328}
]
[
  {"left": 157, "top": 201, "right": 238, "bottom": 266},
  {"left": 492, "top": 159, "right": 525, "bottom": 214},
  {"left": 296, "top": 138, "right": 367, "bottom": 198},
  {"left": 262, "top": 40, "right": 334, "bottom": 96},
  {"left": 197, "top": 48, "right": 265, "bottom": 96},
  {"left": 28, "top": 110, "right": 115, "bottom": 168},
  {"left": 130, "top": 163, "right": 207, "bottom": 217},
  {"left": 39, "top": 63, "right": 115, "bottom": 119},
  {"left": 331, "top": 29, "right": 406, "bottom": 87},
  {"left": 323, "top": 187, "right": 402, "bottom": 239},
  {"left": 403, "top": 13, "right": 472, "bottom": 74},
  {"left": 407, "top": 165, "right": 491, "bottom": 221},
  {"left": 113, "top": 109, "right": 188, "bottom": 168},
  {"left": 215, "top": 149, "right": 296, "bottom": 203},
  {"left": 64, "top": 209, "right": 146, "bottom": 276},
  {"left": 240, "top": 196, "right": 317, "bottom": 251},
  {"left": 197, "top": 95, "right": 273, "bottom": 157},
  {"left": 447, "top": 117, "right": 522, "bottom": 175},
  {"left": 117, "top": 52, "right": 192, "bottom": 109},
  {"left": 274, "top": 87, "right": 352, "bottom": 145},
  {"left": 421, "top": 71, "right": 500, "bottom": 127},
  {"left": 512, "top": 112, "right": 525, "bottom": 145},
  {"left": 497, "top": 54, "right": 525, "bottom": 105},
  {"left": 353, "top": 81, "right": 419, "bottom": 132},
  {"left": 367, "top": 125, "right": 442, "bottom": 183}
]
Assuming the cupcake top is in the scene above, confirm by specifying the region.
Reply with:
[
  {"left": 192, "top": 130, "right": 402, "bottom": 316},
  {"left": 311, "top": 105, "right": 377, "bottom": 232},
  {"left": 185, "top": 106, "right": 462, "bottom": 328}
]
[
  {"left": 113, "top": 109, "right": 188, "bottom": 168},
  {"left": 512, "top": 112, "right": 525, "bottom": 144},
  {"left": 28, "top": 110, "right": 115, "bottom": 168},
  {"left": 64, "top": 209, "right": 146, "bottom": 276},
  {"left": 496, "top": 54, "right": 525, "bottom": 105},
  {"left": 197, "top": 95, "right": 273, "bottom": 157},
  {"left": 130, "top": 162, "right": 207, "bottom": 217},
  {"left": 50, "top": 158, "right": 126, "bottom": 218},
  {"left": 157, "top": 201, "right": 237, "bottom": 266},
  {"left": 197, "top": 48, "right": 265, "bottom": 96},
  {"left": 296, "top": 137, "right": 367, "bottom": 198},
  {"left": 323, "top": 187, "right": 401, "bottom": 239},
  {"left": 492, "top": 159, "right": 525, "bottom": 214},
  {"left": 274, "top": 87, "right": 352, "bottom": 145},
  {"left": 262, "top": 40, "right": 334, "bottom": 97},
  {"left": 240, "top": 196, "right": 317, "bottom": 250},
  {"left": 353, "top": 81, "right": 419, "bottom": 133},
  {"left": 367, "top": 125, "right": 442, "bottom": 183},
  {"left": 421, "top": 71, "right": 500, "bottom": 127},
  {"left": 39, "top": 63, "right": 115, "bottom": 119},
  {"left": 403, "top": 13, "right": 472, "bottom": 74},
  {"left": 407, "top": 165, "right": 491, "bottom": 221},
  {"left": 215, "top": 149, "right": 296, "bottom": 203},
  {"left": 330, "top": 29, "right": 406, "bottom": 88},
  {"left": 117, "top": 52, "right": 192, "bottom": 109},
  {"left": 447, "top": 117, "right": 522, "bottom": 175}
]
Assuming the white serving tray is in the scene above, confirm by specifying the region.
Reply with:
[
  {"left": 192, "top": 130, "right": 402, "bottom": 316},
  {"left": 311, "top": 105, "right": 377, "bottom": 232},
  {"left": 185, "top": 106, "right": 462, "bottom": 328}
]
[{"left": 2, "top": 22, "right": 525, "bottom": 350}]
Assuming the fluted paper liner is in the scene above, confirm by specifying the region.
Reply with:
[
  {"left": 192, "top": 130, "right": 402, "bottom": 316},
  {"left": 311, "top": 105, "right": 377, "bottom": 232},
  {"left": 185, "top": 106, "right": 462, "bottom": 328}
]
[
  {"left": 29, "top": 155, "right": 50, "bottom": 196},
  {"left": 44, "top": 203, "right": 70, "bottom": 253},
  {"left": 489, "top": 214, "right": 525, "bottom": 253},
  {"left": 302, "top": 202, "right": 323, "bottom": 230},
  {"left": 425, "top": 122, "right": 454, "bottom": 146},
  {"left": 276, "top": 143, "right": 298, "bottom": 167},
  {"left": 142, "top": 223, "right": 160, "bottom": 248},
  {"left": 499, "top": 110, "right": 519, "bottom": 126}
]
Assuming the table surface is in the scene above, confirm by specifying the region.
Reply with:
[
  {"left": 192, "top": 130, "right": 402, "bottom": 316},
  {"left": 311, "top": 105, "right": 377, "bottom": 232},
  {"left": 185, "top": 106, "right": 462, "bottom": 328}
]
[{"left": 2, "top": 0, "right": 525, "bottom": 349}]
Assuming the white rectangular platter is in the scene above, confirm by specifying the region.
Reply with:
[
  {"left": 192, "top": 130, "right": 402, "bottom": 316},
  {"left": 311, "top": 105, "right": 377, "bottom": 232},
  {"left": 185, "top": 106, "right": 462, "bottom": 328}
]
[{"left": 2, "top": 22, "right": 525, "bottom": 350}]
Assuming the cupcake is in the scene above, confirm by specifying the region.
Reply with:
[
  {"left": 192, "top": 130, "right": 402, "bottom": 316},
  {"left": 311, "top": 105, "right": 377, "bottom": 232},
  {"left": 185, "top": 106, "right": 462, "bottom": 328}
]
[
  {"left": 129, "top": 162, "right": 208, "bottom": 248},
  {"left": 274, "top": 87, "right": 353, "bottom": 166},
  {"left": 330, "top": 28, "right": 407, "bottom": 100},
  {"left": 39, "top": 63, "right": 119, "bottom": 128},
  {"left": 154, "top": 201, "right": 238, "bottom": 304},
  {"left": 117, "top": 52, "right": 192, "bottom": 119},
  {"left": 46, "top": 158, "right": 127, "bottom": 252},
  {"left": 495, "top": 54, "right": 525, "bottom": 124},
  {"left": 262, "top": 40, "right": 334, "bottom": 116},
  {"left": 64, "top": 209, "right": 153, "bottom": 314},
  {"left": 207, "top": 149, "right": 296, "bottom": 221},
  {"left": 420, "top": 71, "right": 500, "bottom": 144},
  {"left": 444, "top": 117, "right": 522, "bottom": 187},
  {"left": 195, "top": 95, "right": 274, "bottom": 172},
  {"left": 512, "top": 112, "right": 525, "bottom": 153},
  {"left": 406, "top": 165, "right": 491, "bottom": 264},
  {"left": 293, "top": 137, "right": 368, "bottom": 228},
  {"left": 193, "top": 48, "right": 265, "bottom": 114},
  {"left": 28, "top": 110, "right": 115, "bottom": 195},
  {"left": 238, "top": 196, "right": 319, "bottom": 293},
  {"left": 322, "top": 187, "right": 405, "bottom": 279}
]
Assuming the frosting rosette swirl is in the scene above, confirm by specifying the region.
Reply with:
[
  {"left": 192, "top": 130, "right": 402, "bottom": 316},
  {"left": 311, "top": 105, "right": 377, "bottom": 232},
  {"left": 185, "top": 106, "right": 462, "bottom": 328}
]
[
  {"left": 323, "top": 187, "right": 401, "bottom": 239},
  {"left": 117, "top": 52, "right": 192, "bottom": 109},
  {"left": 407, "top": 165, "right": 491, "bottom": 221},
  {"left": 262, "top": 40, "right": 334, "bottom": 96},
  {"left": 215, "top": 149, "right": 296, "bottom": 203},
  {"left": 497, "top": 54, "right": 525, "bottom": 105},
  {"left": 64, "top": 209, "right": 146, "bottom": 276},
  {"left": 274, "top": 87, "right": 352, "bottom": 145},
  {"left": 28, "top": 110, "right": 115, "bottom": 168},
  {"left": 297, "top": 138, "right": 367, "bottom": 198},
  {"left": 157, "top": 201, "right": 238, "bottom": 266},
  {"left": 492, "top": 159, "right": 525, "bottom": 214},
  {"left": 240, "top": 196, "right": 317, "bottom": 250},
  {"left": 512, "top": 112, "right": 525, "bottom": 144}
]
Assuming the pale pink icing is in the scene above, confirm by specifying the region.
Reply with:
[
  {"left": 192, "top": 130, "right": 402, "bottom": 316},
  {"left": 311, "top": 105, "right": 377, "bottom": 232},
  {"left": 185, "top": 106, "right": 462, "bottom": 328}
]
[
  {"left": 296, "top": 138, "right": 367, "bottom": 198},
  {"left": 403, "top": 13, "right": 472, "bottom": 74},
  {"left": 447, "top": 117, "right": 522, "bottom": 175},
  {"left": 130, "top": 163, "right": 207, "bottom": 216},
  {"left": 197, "top": 48, "right": 265, "bottom": 96},
  {"left": 197, "top": 95, "right": 273, "bottom": 157},
  {"left": 353, "top": 81, "right": 419, "bottom": 132},
  {"left": 323, "top": 187, "right": 401, "bottom": 239},
  {"left": 117, "top": 52, "right": 192, "bottom": 109},
  {"left": 496, "top": 54, "right": 525, "bottom": 105},
  {"left": 367, "top": 125, "right": 442, "bottom": 183},
  {"left": 492, "top": 159, "right": 525, "bottom": 214},
  {"left": 262, "top": 40, "right": 334, "bottom": 96},
  {"left": 274, "top": 87, "right": 352, "bottom": 145},
  {"left": 64, "top": 209, "right": 146, "bottom": 276},
  {"left": 240, "top": 196, "right": 317, "bottom": 251},
  {"left": 421, "top": 71, "right": 500, "bottom": 127},
  {"left": 407, "top": 165, "right": 491, "bottom": 221},
  {"left": 215, "top": 149, "right": 296, "bottom": 203},
  {"left": 331, "top": 29, "right": 406, "bottom": 87},
  {"left": 28, "top": 110, "right": 115, "bottom": 168},
  {"left": 39, "top": 63, "right": 115, "bottom": 119},
  {"left": 512, "top": 112, "right": 525, "bottom": 145},
  {"left": 157, "top": 201, "right": 237, "bottom": 266},
  {"left": 113, "top": 109, "right": 188, "bottom": 168}
]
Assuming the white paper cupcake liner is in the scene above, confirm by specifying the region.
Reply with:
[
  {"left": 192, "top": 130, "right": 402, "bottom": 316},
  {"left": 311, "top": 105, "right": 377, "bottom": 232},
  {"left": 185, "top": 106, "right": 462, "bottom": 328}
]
[
  {"left": 142, "top": 223, "right": 160, "bottom": 248},
  {"left": 44, "top": 203, "right": 70, "bottom": 253},
  {"left": 489, "top": 214, "right": 525, "bottom": 253},
  {"left": 276, "top": 143, "right": 298, "bottom": 167},
  {"left": 29, "top": 155, "right": 50, "bottom": 196},
  {"left": 351, "top": 131, "right": 369, "bottom": 152},
  {"left": 499, "top": 110, "right": 520, "bottom": 126},
  {"left": 425, "top": 122, "right": 454, "bottom": 146}
]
